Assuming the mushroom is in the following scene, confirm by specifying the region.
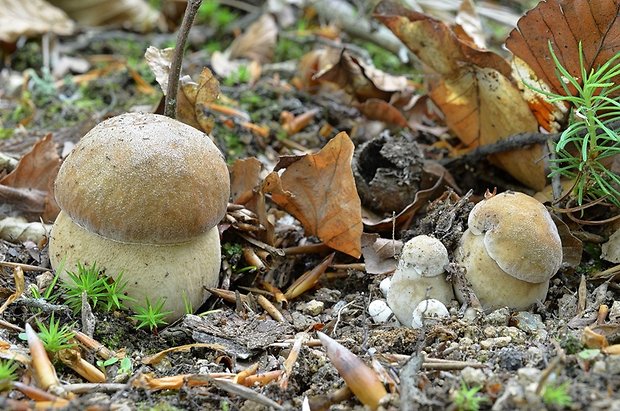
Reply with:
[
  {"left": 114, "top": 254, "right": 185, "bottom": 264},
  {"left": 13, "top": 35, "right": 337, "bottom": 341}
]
[
  {"left": 455, "top": 191, "right": 562, "bottom": 310},
  {"left": 387, "top": 235, "right": 454, "bottom": 325},
  {"left": 411, "top": 299, "right": 450, "bottom": 329},
  {"left": 48, "top": 112, "right": 230, "bottom": 321}
]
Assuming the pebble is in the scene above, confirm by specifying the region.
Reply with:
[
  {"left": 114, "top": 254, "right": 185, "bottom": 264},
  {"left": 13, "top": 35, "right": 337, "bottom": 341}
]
[
  {"left": 592, "top": 360, "right": 607, "bottom": 374},
  {"left": 480, "top": 336, "right": 511, "bottom": 349},
  {"left": 483, "top": 326, "right": 497, "bottom": 338},
  {"left": 500, "top": 326, "right": 526, "bottom": 343},
  {"left": 513, "top": 311, "right": 544, "bottom": 333},
  {"left": 517, "top": 367, "right": 541, "bottom": 384},
  {"left": 606, "top": 355, "right": 620, "bottom": 375},
  {"left": 498, "top": 347, "right": 525, "bottom": 371},
  {"left": 484, "top": 307, "right": 510, "bottom": 325},
  {"left": 609, "top": 300, "right": 620, "bottom": 321},
  {"left": 461, "top": 366, "right": 487, "bottom": 386},
  {"left": 526, "top": 346, "right": 544, "bottom": 367},
  {"left": 302, "top": 300, "right": 325, "bottom": 316}
]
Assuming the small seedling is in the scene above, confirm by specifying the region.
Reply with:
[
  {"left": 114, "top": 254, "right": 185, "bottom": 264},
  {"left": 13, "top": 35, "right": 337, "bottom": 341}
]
[
  {"left": 36, "top": 314, "right": 76, "bottom": 353},
  {"left": 118, "top": 357, "right": 133, "bottom": 375},
  {"left": 96, "top": 357, "right": 119, "bottom": 371},
  {"left": 131, "top": 297, "right": 172, "bottom": 332},
  {"left": 542, "top": 381, "right": 572, "bottom": 408},
  {"left": 0, "top": 359, "right": 18, "bottom": 390},
  {"left": 453, "top": 382, "right": 488, "bottom": 411},
  {"left": 182, "top": 291, "right": 193, "bottom": 315},
  {"left": 532, "top": 42, "right": 620, "bottom": 207},
  {"left": 62, "top": 262, "right": 131, "bottom": 313}
]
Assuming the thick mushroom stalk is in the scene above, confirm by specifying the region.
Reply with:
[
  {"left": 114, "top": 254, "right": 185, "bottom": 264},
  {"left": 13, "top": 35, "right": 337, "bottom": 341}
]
[
  {"left": 387, "top": 235, "right": 454, "bottom": 325},
  {"left": 455, "top": 191, "right": 563, "bottom": 310},
  {"left": 49, "top": 113, "right": 230, "bottom": 321}
]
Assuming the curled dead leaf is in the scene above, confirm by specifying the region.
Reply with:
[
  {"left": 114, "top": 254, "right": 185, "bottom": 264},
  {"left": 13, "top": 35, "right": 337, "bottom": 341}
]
[{"left": 262, "top": 132, "right": 363, "bottom": 257}]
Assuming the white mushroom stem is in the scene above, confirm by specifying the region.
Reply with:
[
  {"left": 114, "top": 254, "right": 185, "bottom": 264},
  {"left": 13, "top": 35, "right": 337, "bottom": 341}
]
[{"left": 49, "top": 211, "right": 221, "bottom": 321}]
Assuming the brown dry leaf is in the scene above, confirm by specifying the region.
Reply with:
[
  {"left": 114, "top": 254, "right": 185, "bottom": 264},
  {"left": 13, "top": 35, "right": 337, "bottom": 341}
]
[
  {"left": 375, "top": 0, "right": 546, "bottom": 190},
  {"left": 49, "top": 0, "right": 159, "bottom": 32},
  {"left": 0, "top": 0, "right": 74, "bottom": 43},
  {"left": 229, "top": 14, "right": 278, "bottom": 64},
  {"left": 454, "top": 0, "right": 486, "bottom": 49},
  {"left": 506, "top": 0, "right": 620, "bottom": 99},
  {"left": 177, "top": 68, "right": 220, "bottom": 134},
  {"left": 361, "top": 234, "right": 403, "bottom": 275},
  {"left": 0, "top": 267, "right": 24, "bottom": 315},
  {"left": 293, "top": 48, "right": 341, "bottom": 92},
  {"left": 285, "top": 253, "right": 334, "bottom": 300},
  {"left": 356, "top": 99, "right": 408, "bottom": 128},
  {"left": 0, "top": 134, "right": 60, "bottom": 222},
  {"left": 142, "top": 343, "right": 226, "bottom": 366},
  {"left": 316, "top": 51, "right": 410, "bottom": 102},
  {"left": 230, "top": 157, "right": 262, "bottom": 205},
  {"left": 261, "top": 132, "right": 363, "bottom": 257}
]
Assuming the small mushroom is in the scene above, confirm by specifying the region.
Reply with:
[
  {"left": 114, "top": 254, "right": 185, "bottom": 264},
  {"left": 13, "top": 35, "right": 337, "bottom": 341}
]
[
  {"left": 49, "top": 113, "right": 230, "bottom": 321},
  {"left": 387, "top": 235, "right": 454, "bottom": 325},
  {"left": 411, "top": 298, "right": 450, "bottom": 329},
  {"left": 455, "top": 191, "right": 562, "bottom": 310},
  {"left": 368, "top": 300, "right": 393, "bottom": 323}
]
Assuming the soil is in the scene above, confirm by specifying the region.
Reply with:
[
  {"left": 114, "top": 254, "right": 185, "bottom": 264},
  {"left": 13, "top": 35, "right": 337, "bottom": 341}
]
[{"left": 1, "top": 3, "right": 619, "bottom": 411}]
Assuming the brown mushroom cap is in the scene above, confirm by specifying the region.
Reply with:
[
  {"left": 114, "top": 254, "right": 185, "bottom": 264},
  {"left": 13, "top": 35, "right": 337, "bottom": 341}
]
[
  {"left": 54, "top": 113, "right": 230, "bottom": 244},
  {"left": 467, "top": 191, "right": 562, "bottom": 283},
  {"left": 455, "top": 229, "right": 550, "bottom": 310}
]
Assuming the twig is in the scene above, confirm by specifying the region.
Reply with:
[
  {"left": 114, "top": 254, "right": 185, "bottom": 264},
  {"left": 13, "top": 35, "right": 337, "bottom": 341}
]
[
  {"left": 164, "top": 0, "right": 203, "bottom": 118},
  {"left": 440, "top": 119, "right": 620, "bottom": 168}
]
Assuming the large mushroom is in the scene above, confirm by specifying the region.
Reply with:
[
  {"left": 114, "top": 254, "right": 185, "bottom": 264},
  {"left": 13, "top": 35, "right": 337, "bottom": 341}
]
[
  {"left": 48, "top": 112, "right": 230, "bottom": 321},
  {"left": 455, "top": 191, "right": 563, "bottom": 310}
]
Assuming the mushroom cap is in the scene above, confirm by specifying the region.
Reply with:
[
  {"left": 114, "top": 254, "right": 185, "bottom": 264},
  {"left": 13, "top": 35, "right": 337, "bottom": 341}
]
[
  {"left": 49, "top": 211, "right": 221, "bottom": 321},
  {"left": 455, "top": 229, "right": 549, "bottom": 310},
  {"left": 467, "top": 192, "right": 562, "bottom": 283},
  {"left": 54, "top": 113, "right": 230, "bottom": 244},
  {"left": 397, "top": 235, "right": 450, "bottom": 278}
]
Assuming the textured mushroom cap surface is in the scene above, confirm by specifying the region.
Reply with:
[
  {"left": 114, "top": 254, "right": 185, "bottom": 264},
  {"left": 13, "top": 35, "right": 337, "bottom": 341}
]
[
  {"left": 55, "top": 112, "right": 230, "bottom": 244},
  {"left": 467, "top": 192, "right": 562, "bottom": 283},
  {"left": 49, "top": 211, "right": 221, "bottom": 321},
  {"left": 455, "top": 229, "right": 549, "bottom": 310},
  {"left": 397, "top": 235, "right": 450, "bottom": 278}
]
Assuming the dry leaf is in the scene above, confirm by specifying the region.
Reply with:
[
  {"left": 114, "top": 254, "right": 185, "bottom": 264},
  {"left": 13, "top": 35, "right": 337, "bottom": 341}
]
[
  {"left": 506, "top": 0, "right": 620, "bottom": 99},
  {"left": 262, "top": 132, "right": 363, "bottom": 257},
  {"left": 285, "top": 254, "right": 334, "bottom": 300},
  {"left": 230, "top": 157, "right": 262, "bottom": 205},
  {"left": 375, "top": 0, "right": 546, "bottom": 190},
  {"left": 356, "top": 99, "right": 408, "bottom": 127},
  {"left": 454, "top": 0, "right": 486, "bottom": 49},
  {"left": 0, "top": 0, "right": 74, "bottom": 43},
  {"left": 293, "top": 48, "right": 341, "bottom": 92},
  {"left": 0, "top": 134, "right": 60, "bottom": 222},
  {"left": 229, "top": 14, "right": 278, "bottom": 64},
  {"left": 49, "top": 0, "right": 159, "bottom": 32},
  {"left": 144, "top": 46, "right": 174, "bottom": 94},
  {"left": 316, "top": 51, "right": 409, "bottom": 102},
  {"left": 361, "top": 234, "right": 403, "bottom": 275},
  {"left": 177, "top": 68, "right": 220, "bottom": 134}
]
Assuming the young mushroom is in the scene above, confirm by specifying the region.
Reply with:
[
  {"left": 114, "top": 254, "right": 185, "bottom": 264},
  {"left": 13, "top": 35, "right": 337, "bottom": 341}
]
[
  {"left": 49, "top": 112, "right": 230, "bottom": 321},
  {"left": 455, "top": 191, "right": 562, "bottom": 310},
  {"left": 387, "top": 235, "right": 454, "bottom": 325}
]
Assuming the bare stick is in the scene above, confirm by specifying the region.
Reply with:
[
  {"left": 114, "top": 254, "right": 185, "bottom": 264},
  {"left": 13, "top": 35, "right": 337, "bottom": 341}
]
[{"left": 164, "top": 0, "right": 203, "bottom": 118}]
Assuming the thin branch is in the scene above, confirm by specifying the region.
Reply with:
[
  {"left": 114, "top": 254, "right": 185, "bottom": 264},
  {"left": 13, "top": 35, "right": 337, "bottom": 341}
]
[{"left": 164, "top": 0, "right": 203, "bottom": 119}]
